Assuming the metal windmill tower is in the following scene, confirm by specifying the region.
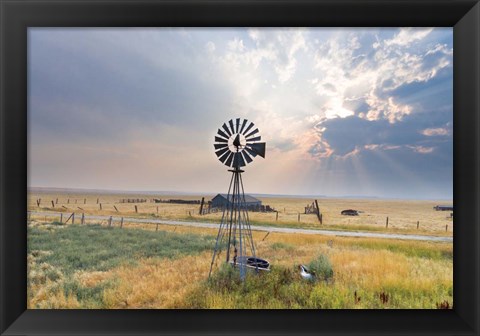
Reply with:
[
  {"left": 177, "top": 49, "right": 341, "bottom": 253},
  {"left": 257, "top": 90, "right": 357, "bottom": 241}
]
[{"left": 209, "top": 118, "right": 269, "bottom": 280}]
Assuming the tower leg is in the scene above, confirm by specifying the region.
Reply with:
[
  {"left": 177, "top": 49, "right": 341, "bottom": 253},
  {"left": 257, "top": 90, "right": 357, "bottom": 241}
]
[
  {"left": 209, "top": 168, "right": 258, "bottom": 280},
  {"left": 209, "top": 172, "right": 235, "bottom": 278}
]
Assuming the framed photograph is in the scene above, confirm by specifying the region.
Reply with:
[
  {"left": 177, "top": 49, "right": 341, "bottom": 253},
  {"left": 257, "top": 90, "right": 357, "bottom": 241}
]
[{"left": 1, "top": 0, "right": 479, "bottom": 335}]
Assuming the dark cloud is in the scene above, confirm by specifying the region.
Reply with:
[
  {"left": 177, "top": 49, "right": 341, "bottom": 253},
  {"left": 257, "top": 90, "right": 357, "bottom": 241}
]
[
  {"left": 349, "top": 145, "right": 452, "bottom": 199},
  {"left": 342, "top": 98, "right": 370, "bottom": 115},
  {"left": 308, "top": 111, "right": 452, "bottom": 198},
  {"left": 29, "top": 30, "right": 236, "bottom": 143},
  {"left": 315, "top": 116, "right": 418, "bottom": 156},
  {"left": 389, "top": 67, "right": 452, "bottom": 114},
  {"left": 313, "top": 107, "right": 452, "bottom": 155}
]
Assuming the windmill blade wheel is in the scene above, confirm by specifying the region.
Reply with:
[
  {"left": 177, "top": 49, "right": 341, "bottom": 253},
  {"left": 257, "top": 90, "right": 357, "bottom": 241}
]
[{"left": 214, "top": 118, "right": 266, "bottom": 168}]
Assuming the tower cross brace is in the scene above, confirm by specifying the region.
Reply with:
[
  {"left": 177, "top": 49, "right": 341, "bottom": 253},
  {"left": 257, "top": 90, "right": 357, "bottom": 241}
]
[{"left": 209, "top": 165, "right": 258, "bottom": 280}]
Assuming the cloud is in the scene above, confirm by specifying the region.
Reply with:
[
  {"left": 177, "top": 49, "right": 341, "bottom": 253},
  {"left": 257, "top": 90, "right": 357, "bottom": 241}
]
[
  {"left": 384, "top": 28, "right": 433, "bottom": 47},
  {"left": 205, "top": 41, "right": 216, "bottom": 53},
  {"left": 407, "top": 145, "right": 435, "bottom": 154},
  {"left": 340, "top": 143, "right": 452, "bottom": 199},
  {"left": 310, "top": 114, "right": 451, "bottom": 158},
  {"left": 29, "top": 29, "right": 237, "bottom": 143},
  {"left": 421, "top": 127, "right": 451, "bottom": 136},
  {"left": 309, "top": 28, "right": 452, "bottom": 124},
  {"left": 216, "top": 28, "right": 308, "bottom": 86},
  {"left": 300, "top": 26, "right": 453, "bottom": 201}
]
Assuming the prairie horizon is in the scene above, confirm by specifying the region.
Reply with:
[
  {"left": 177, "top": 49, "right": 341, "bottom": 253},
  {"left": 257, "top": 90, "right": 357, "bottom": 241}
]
[
  {"left": 27, "top": 188, "right": 454, "bottom": 237},
  {"left": 28, "top": 186, "right": 453, "bottom": 202}
]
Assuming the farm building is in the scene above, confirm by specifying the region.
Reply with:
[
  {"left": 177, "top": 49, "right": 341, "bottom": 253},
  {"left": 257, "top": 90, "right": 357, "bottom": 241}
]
[
  {"left": 433, "top": 205, "right": 453, "bottom": 211},
  {"left": 211, "top": 194, "right": 262, "bottom": 209}
]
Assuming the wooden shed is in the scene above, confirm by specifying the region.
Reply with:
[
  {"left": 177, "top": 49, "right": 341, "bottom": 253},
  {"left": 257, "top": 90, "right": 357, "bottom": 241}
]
[{"left": 211, "top": 194, "right": 262, "bottom": 209}]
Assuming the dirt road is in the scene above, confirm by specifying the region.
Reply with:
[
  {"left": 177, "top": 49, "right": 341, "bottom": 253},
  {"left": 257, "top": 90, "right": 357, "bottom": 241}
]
[{"left": 28, "top": 211, "right": 452, "bottom": 243}]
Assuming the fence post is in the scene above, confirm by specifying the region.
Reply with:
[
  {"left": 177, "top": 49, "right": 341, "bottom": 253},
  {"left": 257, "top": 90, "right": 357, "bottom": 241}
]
[
  {"left": 67, "top": 199, "right": 70, "bottom": 204},
  {"left": 97, "top": 198, "right": 99, "bottom": 204},
  {"left": 386, "top": 217, "right": 389, "bottom": 228},
  {"left": 64, "top": 212, "right": 73, "bottom": 224},
  {"left": 315, "top": 200, "right": 322, "bottom": 224},
  {"left": 99, "top": 203, "right": 102, "bottom": 210},
  {"left": 81, "top": 213, "right": 85, "bottom": 225},
  {"left": 109, "top": 216, "right": 112, "bottom": 227},
  {"left": 156, "top": 223, "right": 159, "bottom": 232},
  {"left": 417, "top": 221, "right": 419, "bottom": 229},
  {"left": 51, "top": 200, "right": 55, "bottom": 208},
  {"left": 114, "top": 205, "right": 119, "bottom": 212},
  {"left": 199, "top": 197, "right": 205, "bottom": 215},
  {"left": 445, "top": 224, "right": 448, "bottom": 232},
  {"left": 56, "top": 198, "right": 58, "bottom": 204},
  {"left": 276, "top": 212, "right": 278, "bottom": 221},
  {"left": 72, "top": 213, "right": 75, "bottom": 224},
  {"left": 262, "top": 232, "right": 270, "bottom": 241},
  {"left": 60, "top": 213, "right": 63, "bottom": 223},
  {"left": 135, "top": 205, "right": 138, "bottom": 213},
  {"left": 84, "top": 198, "right": 86, "bottom": 204},
  {"left": 298, "top": 213, "right": 300, "bottom": 222},
  {"left": 120, "top": 217, "right": 123, "bottom": 228}
]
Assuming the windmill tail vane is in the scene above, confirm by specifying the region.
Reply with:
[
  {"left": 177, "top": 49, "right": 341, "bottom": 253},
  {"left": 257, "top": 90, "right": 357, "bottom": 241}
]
[{"left": 209, "top": 118, "right": 269, "bottom": 280}]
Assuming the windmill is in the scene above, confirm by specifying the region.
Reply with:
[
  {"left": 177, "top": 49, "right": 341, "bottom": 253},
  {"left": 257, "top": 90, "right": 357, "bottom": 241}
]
[{"left": 209, "top": 118, "right": 269, "bottom": 280}]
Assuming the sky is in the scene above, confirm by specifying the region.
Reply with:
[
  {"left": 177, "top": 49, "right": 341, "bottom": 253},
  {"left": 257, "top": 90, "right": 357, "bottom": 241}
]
[{"left": 28, "top": 28, "right": 453, "bottom": 200}]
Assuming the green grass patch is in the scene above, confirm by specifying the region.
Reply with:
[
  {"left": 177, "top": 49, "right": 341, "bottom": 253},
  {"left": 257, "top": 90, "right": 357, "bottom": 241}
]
[
  {"left": 62, "top": 278, "right": 117, "bottom": 308},
  {"left": 28, "top": 223, "right": 216, "bottom": 308},
  {"left": 307, "top": 254, "right": 334, "bottom": 281},
  {"left": 345, "top": 240, "right": 453, "bottom": 261},
  {"left": 28, "top": 223, "right": 215, "bottom": 275}
]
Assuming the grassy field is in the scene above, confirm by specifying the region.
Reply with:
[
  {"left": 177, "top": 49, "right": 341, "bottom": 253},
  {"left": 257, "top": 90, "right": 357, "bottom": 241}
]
[
  {"left": 27, "top": 219, "right": 453, "bottom": 309},
  {"left": 28, "top": 190, "right": 453, "bottom": 236}
]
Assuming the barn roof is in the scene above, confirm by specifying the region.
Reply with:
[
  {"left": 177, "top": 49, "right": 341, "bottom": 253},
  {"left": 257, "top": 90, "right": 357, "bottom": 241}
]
[{"left": 215, "top": 193, "right": 261, "bottom": 203}]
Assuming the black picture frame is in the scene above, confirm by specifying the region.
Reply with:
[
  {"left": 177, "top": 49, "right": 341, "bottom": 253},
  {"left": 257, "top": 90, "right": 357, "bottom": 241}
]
[{"left": 1, "top": 0, "right": 478, "bottom": 335}]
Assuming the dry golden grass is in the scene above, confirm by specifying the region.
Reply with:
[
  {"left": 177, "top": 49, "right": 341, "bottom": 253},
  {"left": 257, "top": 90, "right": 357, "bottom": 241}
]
[
  {"left": 28, "top": 191, "right": 453, "bottom": 236},
  {"left": 97, "top": 233, "right": 452, "bottom": 309},
  {"left": 251, "top": 197, "right": 453, "bottom": 234},
  {"left": 28, "top": 219, "right": 452, "bottom": 308},
  {"left": 27, "top": 251, "right": 80, "bottom": 309},
  {"left": 28, "top": 281, "right": 81, "bottom": 309},
  {"left": 103, "top": 252, "right": 212, "bottom": 308},
  {"left": 186, "top": 230, "right": 452, "bottom": 308}
]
